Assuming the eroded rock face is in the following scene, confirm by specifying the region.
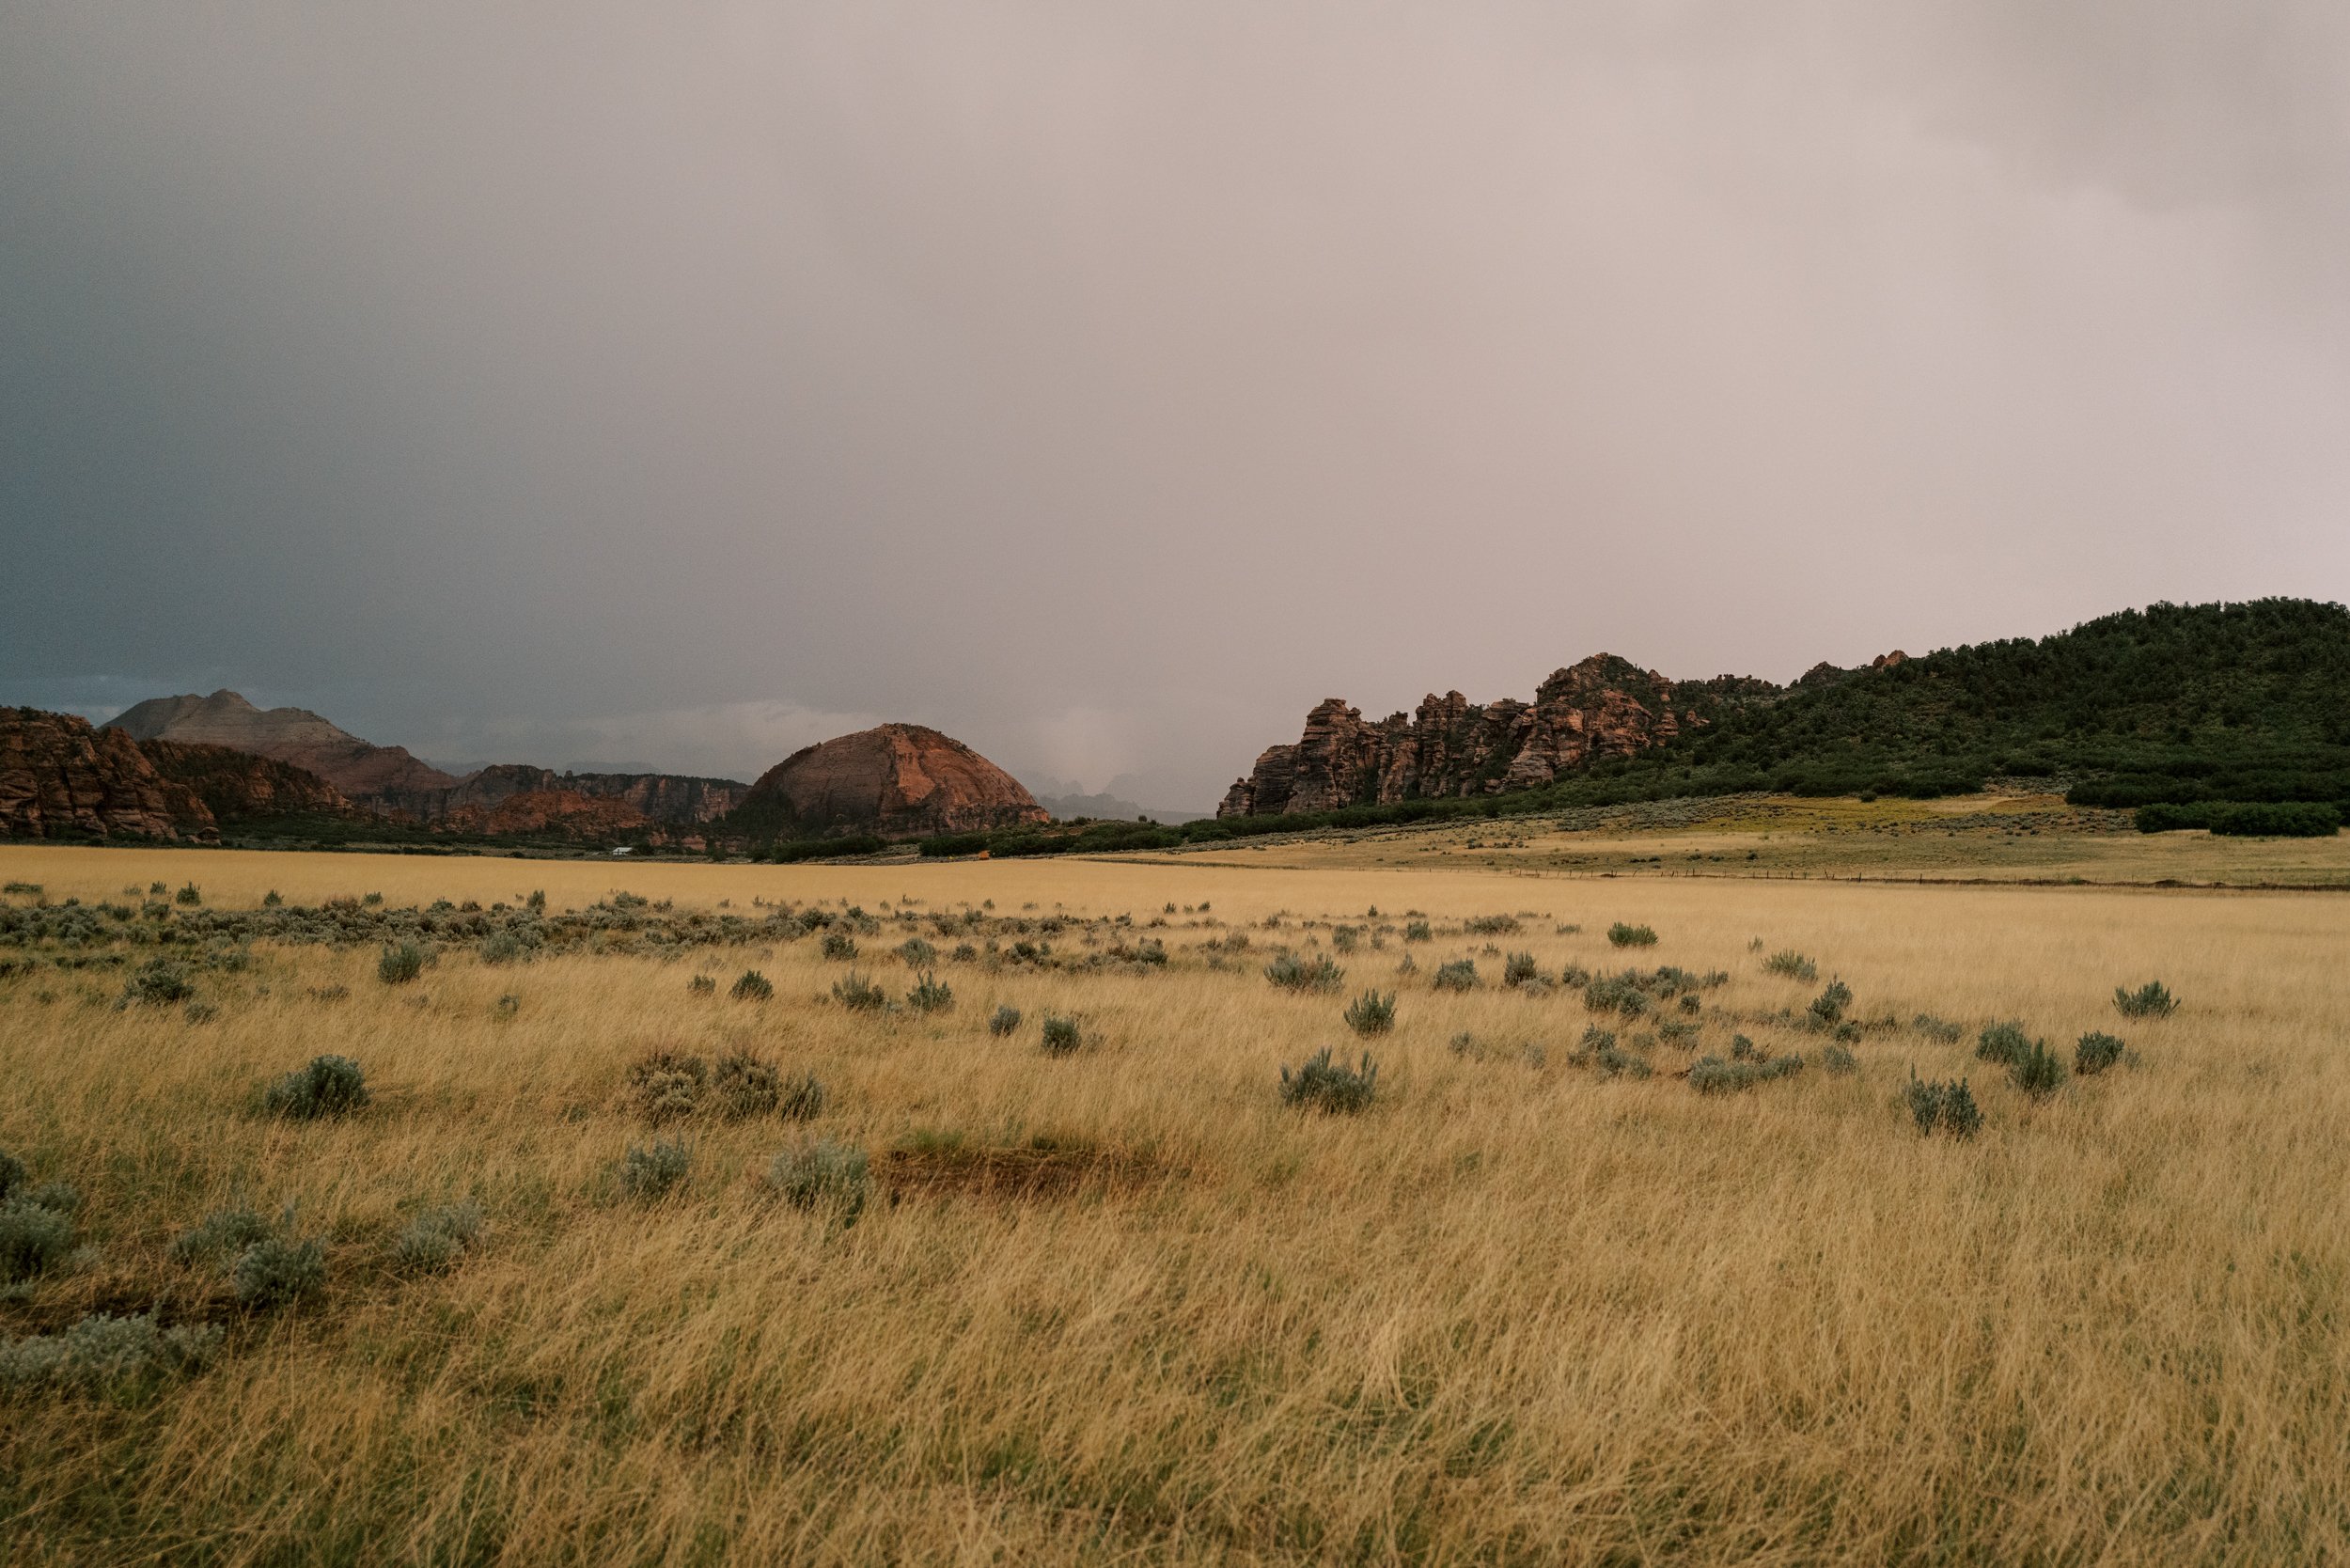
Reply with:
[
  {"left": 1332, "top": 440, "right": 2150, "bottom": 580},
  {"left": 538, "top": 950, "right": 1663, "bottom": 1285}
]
[
  {"left": 1218, "top": 654, "right": 1783, "bottom": 817},
  {"left": 0, "top": 709, "right": 212, "bottom": 839},
  {"left": 105, "top": 690, "right": 461, "bottom": 808},
  {"left": 139, "top": 740, "right": 351, "bottom": 822},
  {"left": 105, "top": 691, "right": 747, "bottom": 826},
  {"left": 735, "top": 725, "right": 1048, "bottom": 840}
]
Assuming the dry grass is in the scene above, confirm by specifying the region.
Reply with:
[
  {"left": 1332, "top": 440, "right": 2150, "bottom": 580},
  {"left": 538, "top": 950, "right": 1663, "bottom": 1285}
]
[{"left": 2, "top": 844, "right": 2346, "bottom": 1563}]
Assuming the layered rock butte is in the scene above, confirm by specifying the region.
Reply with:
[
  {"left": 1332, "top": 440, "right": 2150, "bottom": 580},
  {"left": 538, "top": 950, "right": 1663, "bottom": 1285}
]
[
  {"left": 735, "top": 724, "right": 1048, "bottom": 840},
  {"left": 104, "top": 691, "right": 745, "bottom": 832},
  {"left": 106, "top": 690, "right": 461, "bottom": 809},
  {"left": 1219, "top": 653, "right": 1789, "bottom": 817}
]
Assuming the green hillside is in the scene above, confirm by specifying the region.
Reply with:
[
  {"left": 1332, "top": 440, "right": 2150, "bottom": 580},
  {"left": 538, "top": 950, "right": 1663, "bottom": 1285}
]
[
  {"left": 1670, "top": 598, "right": 2350, "bottom": 807},
  {"left": 882, "top": 599, "right": 2350, "bottom": 861}
]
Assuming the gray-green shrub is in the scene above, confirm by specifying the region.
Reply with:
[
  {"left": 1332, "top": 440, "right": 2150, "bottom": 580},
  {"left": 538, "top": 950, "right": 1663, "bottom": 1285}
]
[
  {"left": 730, "top": 969, "right": 775, "bottom": 1001},
  {"left": 1763, "top": 950, "right": 1818, "bottom": 980},
  {"left": 987, "top": 1005, "right": 1023, "bottom": 1037},
  {"left": 1606, "top": 922, "right": 1658, "bottom": 948},
  {"left": 478, "top": 930, "right": 532, "bottom": 965},
  {"left": 1975, "top": 1022, "right": 2032, "bottom": 1066},
  {"left": 1041, "top": 1016, "right": 1082, "bottom": 1056},
  {"left": 2075, "top": 1031, "right": 2126, "bottom": 1075},
  {"left": 120, "top": 958, "right": 195, "bottom": 1008},
  {"left": 628, "top": 1050, "right": 707, "bottom": 1122},
  {"left": 1280, "top": 1048, "right": 1379, "bottom": 1113},
  {"left": 0, "top": 1312, "right": 223, "bottom": 1394},
  {"left": 377, "top": 940, "right": 427, "bottom": 985},
  {"left": 1502, "top": 951, "right": 1541, "bottom": 988},
  {"left": 1821, "top": 1043, "right": 1858, "bottom": 1074},
  {"left": 906, "top": 972, "right": 954, "bottom": 1013},
  {"left": 712, "top": 1051, "right": 781, "bottom": 1118},
  {"left": 619, "top": 1137, "right": 692, "bottom": 1201},
  {"left": 1582, "top": 973, "right": 1650, "bottom": 1016},
  {"left": 233, "top": 1236, "right": 326, "bottom": 1309},
  {"left": 392, "top": 1202, "right": 483, "bottom": 1273},
  {"left": 831, "top": 970, "right": 886, "bottom": 1011},
  {"left": 263, "top": 1055, "right": 369, "bottom": 1120},
  {"left": 1342, "top": 991, "right": 1396, "bottom": 1036},
  {"left": 172, "top": 1204, "right": 273, "bottom": 1264},
  {"left": 1690, "top": 1054, "right": 1802, "bottom": 1093},
  {"left": 767, "top": 1140, "right": 870, "bottom": 1222},
  {"left": 776, "top": 1073, "right": 827, "bottom": 1121},
  {"left": 1265, "top": 953, "right": 1345, "bottom": 993},
  {"left": 1904, "top": 1073, "right": 1982, "bottom": 1138},
  {"left": 822, "top": 932, "right": 858, "bottom": 961},
  {"left": 2009, "top": 1039, "right": 2066, "bottom": 1099},
  {"left": 2114, "top": 981, "right": 2177, "bottom": 1019},
  {"left": 1432, "top": 959, "right": 1479, "bottom": 992},
  {"left": 1807, "top": 980, "right": 1854, "bottom": 1027},
  {"left": 0, "top": 1199, "right": 74, "bottom": 1282}
]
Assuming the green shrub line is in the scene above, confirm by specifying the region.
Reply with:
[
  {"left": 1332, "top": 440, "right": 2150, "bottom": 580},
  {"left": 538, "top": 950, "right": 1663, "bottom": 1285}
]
[{"left": 2134, "top": 801, "right": 2341, "bottom": 837}]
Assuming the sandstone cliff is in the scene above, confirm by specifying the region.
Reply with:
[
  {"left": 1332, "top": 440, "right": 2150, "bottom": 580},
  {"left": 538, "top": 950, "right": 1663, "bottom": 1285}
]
[
  {"left": 105, "top": 690, "right": 747, "bottom": 828},
  {"left": 139, "top": 739, "right": 352, "bottom": 822},
  {"left": 435, "top": 763, "right": 744, "bottom": 828},
  {"left": 1, "top": 709, "right": 213, "bottom": 839},
  {"left": 732, "top": 725, "right": 1048, "bottom": 840},
  {"left": 105, "top": 690, "right": 461, "bottom": 808},
  {"left": 1219, "top": 654, "right": 1783, "bottom": 817}
]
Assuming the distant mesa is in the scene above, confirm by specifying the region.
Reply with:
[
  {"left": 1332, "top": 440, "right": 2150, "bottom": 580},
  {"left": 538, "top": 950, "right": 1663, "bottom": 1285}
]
[
  {"left": 102, "top": 690, "right": 745, "bottom": 832},
  {"left": 731, "top": 724, "right": 1048, "bottom": 841},
  {"left": 105, "top": 689, "right": 460, "bottom": 808}
]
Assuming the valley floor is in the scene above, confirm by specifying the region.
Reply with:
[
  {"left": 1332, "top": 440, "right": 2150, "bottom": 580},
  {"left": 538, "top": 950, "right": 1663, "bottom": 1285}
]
[
  {"left": 2, "top": 837, "right": 2346, "bottom": 1564},
  {"left": 1165, "top": 790, "right": 2350, "bottom": 887}
]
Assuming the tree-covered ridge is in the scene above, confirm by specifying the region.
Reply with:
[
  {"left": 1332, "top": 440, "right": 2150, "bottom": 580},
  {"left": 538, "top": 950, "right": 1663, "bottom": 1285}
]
[
  {"left": 885, "top": 599, "right": 2350, "bottom": 860},
  {"left": 1668, "top": 598, "right": 2350, "bottom": 805}
]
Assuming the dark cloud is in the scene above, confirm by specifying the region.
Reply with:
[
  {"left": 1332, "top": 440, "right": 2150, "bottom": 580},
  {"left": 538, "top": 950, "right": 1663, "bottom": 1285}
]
[{"left": 6, "top": 2, "right": 2346, "bottom": 806}]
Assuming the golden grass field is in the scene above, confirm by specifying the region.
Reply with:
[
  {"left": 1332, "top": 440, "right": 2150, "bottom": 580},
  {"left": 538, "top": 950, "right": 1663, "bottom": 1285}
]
[{"left": 3, "top": 836, "right": 2348, "bottom": 1565}]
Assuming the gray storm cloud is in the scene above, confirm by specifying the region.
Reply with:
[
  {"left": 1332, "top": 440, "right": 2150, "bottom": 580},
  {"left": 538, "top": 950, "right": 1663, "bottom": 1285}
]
[{"left": 4, "top": 1, "right": 2346, "bottom": 808}]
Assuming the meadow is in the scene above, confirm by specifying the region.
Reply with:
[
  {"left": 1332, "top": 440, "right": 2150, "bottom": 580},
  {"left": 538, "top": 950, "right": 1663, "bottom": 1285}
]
[{"left": 2, "top": 839, "right": 2347, "bottom": 1565}]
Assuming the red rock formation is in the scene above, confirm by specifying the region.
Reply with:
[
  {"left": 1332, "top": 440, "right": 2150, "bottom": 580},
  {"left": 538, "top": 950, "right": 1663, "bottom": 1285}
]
[
  {"left": 733, "top": 725, "right": 1048, "bottom": 840},
  {"left": 437, "top": 763, "right": 744, "bottom": 826},
  {"left": 1, "top": 708, "right": 214, "bottom": 839},
  {"left": 1218, "top": 654, "right": 1784, "bottom": 817},
  {"left": 565, "top": 772, "right": 746, "bottom": 823},
  {"left": 138, "top": 739, "right": 351, "bottom": 821},
  {"left": 469, "top": 790, "right": 649, "bottom": 839},
  {"left": 104, "top": 691, "right": 747, "bottom": 828},
  {"left": 105, "top": 690, "right": 460, "bottom": 808}
]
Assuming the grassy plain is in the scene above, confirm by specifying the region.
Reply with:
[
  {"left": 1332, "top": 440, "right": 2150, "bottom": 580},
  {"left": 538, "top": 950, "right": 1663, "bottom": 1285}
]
[
  {"left": 2, "top": 834, "right": 2348, "bottom": 1565},
  {"left": 1188, "top": 791, "right": 2350, "bottom": 886}
]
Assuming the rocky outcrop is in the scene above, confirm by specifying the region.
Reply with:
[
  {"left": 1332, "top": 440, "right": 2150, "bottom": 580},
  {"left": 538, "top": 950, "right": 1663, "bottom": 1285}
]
[
  {"left": 138, "top": 739, "right": 351, "bottom": 822},
  {"left": 1219, "top": 654, "right": 1784, "bottom": 817},
  {"left": 105, "top": 690, "right": 461, "bottom": 808},
  {"left": 456, "top": 788, "right": 650, "bottom": 839},
  {"left": 427, "top": 763, "right": 744, "bottom": 837},
  {"left": 1, "top": 708, "right": 213, "bottom": 839},
  {"left": 104, "top": 690, "right": 746, "bottom": 828},
  {"left": 731, "top": 725, "right": 1048, "bottom": 840}
]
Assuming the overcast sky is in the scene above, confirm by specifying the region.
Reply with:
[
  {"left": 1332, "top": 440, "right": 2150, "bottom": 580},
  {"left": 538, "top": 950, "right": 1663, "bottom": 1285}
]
[{"left": 5, "top": 2, "right": 2347, "bottom": 808}]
